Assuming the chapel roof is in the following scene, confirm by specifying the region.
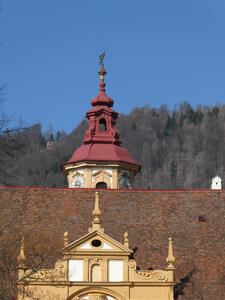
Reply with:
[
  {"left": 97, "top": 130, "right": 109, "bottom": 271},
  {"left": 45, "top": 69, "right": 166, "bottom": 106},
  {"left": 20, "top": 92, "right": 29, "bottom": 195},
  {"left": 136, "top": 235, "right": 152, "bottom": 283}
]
[{"left": 65, "top": 143, "right": 141, "bottom": 167}]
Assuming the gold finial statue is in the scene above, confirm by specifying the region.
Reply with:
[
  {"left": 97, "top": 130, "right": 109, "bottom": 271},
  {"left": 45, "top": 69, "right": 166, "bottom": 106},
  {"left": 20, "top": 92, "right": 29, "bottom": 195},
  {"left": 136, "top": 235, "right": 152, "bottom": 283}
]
[
  {"left": 166, "top": 237, "right": 175, "bottom": 270},
  {"left": 124, "top": 232, "right": 129, "bottom": 248},
  {"left": 99, "top": 51, "right": 105, "bottom": 68},
  {"left": 89, "top": 192, "right": 104, "bottom": 232},
  {"left": 18, "top": 236, "right": 26, "bottom": 268},
  {"left": 98, "top": 51, "right": 107, "bottom": 81},
  {"left": 64, "top": 231, "right": 69, "bottom": 247}
]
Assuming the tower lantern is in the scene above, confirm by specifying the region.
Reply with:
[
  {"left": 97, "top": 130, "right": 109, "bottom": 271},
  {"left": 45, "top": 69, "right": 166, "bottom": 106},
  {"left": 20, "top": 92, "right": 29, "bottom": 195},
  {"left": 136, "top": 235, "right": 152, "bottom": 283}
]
[{"left": 62, "top": 59, "right": 141, "bottom": 189}]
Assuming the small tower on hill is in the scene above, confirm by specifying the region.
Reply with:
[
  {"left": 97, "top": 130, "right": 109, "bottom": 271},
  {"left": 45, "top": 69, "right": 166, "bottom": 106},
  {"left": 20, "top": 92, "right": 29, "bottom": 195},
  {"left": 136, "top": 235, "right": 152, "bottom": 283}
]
[
  {"left": 211, "top": 175, "right": 222, "bottom": 189},
  {"left": 62, "top": 59, "right": 141, "bottom": 189}
]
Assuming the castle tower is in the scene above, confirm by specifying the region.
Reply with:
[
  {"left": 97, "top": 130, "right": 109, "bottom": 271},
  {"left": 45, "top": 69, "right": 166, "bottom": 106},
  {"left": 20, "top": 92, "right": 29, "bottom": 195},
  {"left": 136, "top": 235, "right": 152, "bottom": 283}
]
[{"left": 62, "top": 61, "right": 141, "bottom": 189}]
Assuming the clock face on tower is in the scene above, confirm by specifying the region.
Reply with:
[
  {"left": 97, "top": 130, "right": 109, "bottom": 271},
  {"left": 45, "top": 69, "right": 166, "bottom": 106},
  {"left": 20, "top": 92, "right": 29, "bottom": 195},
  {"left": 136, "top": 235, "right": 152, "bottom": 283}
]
[
  {"left": 119, "top": 174, "right": 131, "bottom": 189},
  {"left": 71, "top": 175, "right": 85, "bottom": 188}
]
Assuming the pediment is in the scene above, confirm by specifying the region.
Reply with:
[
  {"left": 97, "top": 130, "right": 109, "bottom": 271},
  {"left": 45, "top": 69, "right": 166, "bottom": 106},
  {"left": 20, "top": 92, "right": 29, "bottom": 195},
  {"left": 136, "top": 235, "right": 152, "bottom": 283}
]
[
  {"left": 92, "top": 170, "right": 112, "bottom": 177},
  {"left": 72, "top": 171, "right": 83, "bottom": 178},
  {"left": 61, "top": 230, "right": 132, "bottom": 256}
]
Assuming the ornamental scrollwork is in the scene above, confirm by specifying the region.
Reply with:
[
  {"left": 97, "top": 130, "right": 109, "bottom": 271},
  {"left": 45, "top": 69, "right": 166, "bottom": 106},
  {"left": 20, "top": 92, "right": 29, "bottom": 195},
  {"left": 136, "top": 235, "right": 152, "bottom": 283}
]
[
  {"left": 25, "top": 260, "right": 66, "bottom": 281},
  {"left": 128, "top": 260, "right": 136, "bottom": 269},
  {"left": 53, "top": 260, "right": 67, "bottom": 279},
  {"left": 135, "top": 270, "right": 168, "bottom": 282}
]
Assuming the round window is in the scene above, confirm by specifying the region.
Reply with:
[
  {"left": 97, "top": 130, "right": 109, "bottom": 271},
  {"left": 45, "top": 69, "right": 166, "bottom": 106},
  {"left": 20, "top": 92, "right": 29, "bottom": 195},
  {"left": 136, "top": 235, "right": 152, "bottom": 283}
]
[{"left": 91, "top": 239, "right": 102, "bottom": 247}]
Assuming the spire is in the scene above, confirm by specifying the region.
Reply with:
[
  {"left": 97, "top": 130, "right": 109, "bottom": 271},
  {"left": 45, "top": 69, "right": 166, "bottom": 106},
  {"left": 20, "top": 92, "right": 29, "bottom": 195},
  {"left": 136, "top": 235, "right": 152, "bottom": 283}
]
[
  {"left": 91, "top": 54, "right": 114, "bottom": 107},
  {"left": 18, "top": 236, "right": 26, "bottom": 268},
  {"left": 89, "top": 192, "right": 104, "bottom": 232},
  {"left": 98, "top": 66, "right": 107, "bottom": 93},
  {"left": 166, "top": 237, "right": 175, "bottom": 270},
  {"left": 124, "top": 232, "right": 129, "bottom": 248},
  {"left": 63, "top": 231, "right": 69, "bottom": 247}
]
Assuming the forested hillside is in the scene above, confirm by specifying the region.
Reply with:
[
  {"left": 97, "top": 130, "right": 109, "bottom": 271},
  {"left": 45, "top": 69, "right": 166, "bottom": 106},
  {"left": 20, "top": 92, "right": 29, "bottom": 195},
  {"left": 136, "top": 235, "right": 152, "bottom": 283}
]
[{"left": 1, "top": 102, "right": 224, "bottom": 189}]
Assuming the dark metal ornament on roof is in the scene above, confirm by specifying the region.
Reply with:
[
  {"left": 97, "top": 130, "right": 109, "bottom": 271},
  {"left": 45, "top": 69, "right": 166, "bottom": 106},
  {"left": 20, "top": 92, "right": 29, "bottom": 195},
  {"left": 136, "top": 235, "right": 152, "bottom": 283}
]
[{"left": 99, "top": 51, "right": 105, "bottom": 67}]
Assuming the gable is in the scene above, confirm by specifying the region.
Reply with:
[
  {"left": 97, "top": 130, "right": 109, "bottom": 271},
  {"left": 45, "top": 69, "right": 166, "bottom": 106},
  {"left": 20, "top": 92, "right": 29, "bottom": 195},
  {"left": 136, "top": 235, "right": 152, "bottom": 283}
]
[
  {"left": 92, "top": 170, "right": 112, "bottom": 177},
  {"left": 61, "top": 230, "right": 132, "bottom": 255}
]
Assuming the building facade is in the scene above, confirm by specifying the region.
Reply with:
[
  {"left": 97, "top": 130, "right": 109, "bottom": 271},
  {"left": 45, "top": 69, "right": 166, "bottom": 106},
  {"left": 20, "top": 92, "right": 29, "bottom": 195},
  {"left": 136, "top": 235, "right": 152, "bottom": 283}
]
[{"left": 17, "top": 192, "right": 175, "bottom": 300}]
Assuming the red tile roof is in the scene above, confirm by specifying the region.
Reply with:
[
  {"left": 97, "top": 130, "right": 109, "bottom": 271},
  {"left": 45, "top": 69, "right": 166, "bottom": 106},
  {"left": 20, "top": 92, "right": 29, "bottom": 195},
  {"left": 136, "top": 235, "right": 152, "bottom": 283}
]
[
  {"left": 65, "top": 143, "right": 141, "bottom": 167},
  {"left": 1, "top": 187, "right": 224, "bottom": 299}
]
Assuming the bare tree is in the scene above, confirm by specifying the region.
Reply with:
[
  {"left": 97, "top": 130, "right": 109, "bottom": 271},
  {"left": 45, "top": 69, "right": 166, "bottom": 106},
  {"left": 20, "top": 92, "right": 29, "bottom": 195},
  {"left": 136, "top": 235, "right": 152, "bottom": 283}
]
[{"left": 0, "top": 215, "right": 61, "bottom": 300}]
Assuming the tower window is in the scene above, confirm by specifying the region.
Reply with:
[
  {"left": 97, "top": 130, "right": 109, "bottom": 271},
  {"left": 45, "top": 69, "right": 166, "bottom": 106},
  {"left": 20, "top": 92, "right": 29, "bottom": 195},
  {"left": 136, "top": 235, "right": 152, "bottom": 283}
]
[
  {"left": 99, "top": 118, "right": 107, "bottom": 131},
  {"left": 96, "top": 182, "right": 107, "bottom": 189}
]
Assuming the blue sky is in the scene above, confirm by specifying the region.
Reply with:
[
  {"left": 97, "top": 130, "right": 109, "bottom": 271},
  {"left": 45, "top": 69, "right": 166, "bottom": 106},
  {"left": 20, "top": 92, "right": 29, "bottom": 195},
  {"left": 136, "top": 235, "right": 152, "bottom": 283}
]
[{"left": 1, "top": 0, "right": 225, "bottom": 133}]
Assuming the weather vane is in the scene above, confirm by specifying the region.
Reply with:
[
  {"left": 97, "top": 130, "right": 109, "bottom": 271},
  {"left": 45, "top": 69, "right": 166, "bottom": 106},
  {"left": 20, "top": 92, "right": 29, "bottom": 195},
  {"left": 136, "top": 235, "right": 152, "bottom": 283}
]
[{"left": 99, "top": 51, "right": 105, "bottom": 68}]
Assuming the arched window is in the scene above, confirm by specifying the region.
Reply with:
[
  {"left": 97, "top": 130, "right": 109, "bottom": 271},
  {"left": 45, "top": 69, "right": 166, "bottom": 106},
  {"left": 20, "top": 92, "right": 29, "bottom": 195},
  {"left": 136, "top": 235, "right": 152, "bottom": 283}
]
[
  {"left": 99, "top": 118, "right": 107, "bottom": 131},
  {"left": 96, "top": 182, "right": 107, "bottom": 189},
  {"left": 91, "top": 264, "right": 102, "bottom": 282}
]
